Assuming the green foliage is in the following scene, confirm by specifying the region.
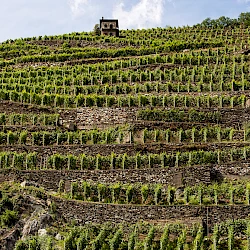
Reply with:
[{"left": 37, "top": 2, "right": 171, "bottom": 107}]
[
  {"left": 91, "top": 226, "right": 109, "bottom": 250},
  {"left": 247, "top": 223, "right": 250, "bottom": 250},
  {"left": 141, "top": 184, "right": 149, "bottom": 204},
  {"left": 160, "top": 225, "right": 169, "bottom": 250},
  {"left": 3, "top": 24, "right": 250, "bottom": 250},
  {"left": 144, "top": 226, "right": 155, "bottom": 250},
  {"left": 246, "top": 183, "right": 250, "bottom": 205},
  {"left": 213, "top": 224, "right": 219, "bottom": 250},
  {"left": 26, "top": 152, "right": 37, "bottom": 170},
  {"left": 193, "top": 226, "right": 203, "bottom": 250},
  {"left": 70, "top": 182, "right": 79, "bottom": 199},
  {"left": 4, "top": 144, "right": 250, "bottom": 171},
  {"left": 93, "top": 24, "right": 101, "bottom": 36},
  {"left": 64, "top": 228, "right": 78, "bottom": 250},
  {"left": 126, "top": 185, "right": 134, "bottom": 203},
  {"left": 58, "top": 179, "right": 65, "bottom": 193},
  {"left": 109, "top": 227, "right": 123, "bottom": 250},
  {"left": 228, "top": 225, "right": 234, "bottom": 250},
  {"left": 111, "top": 183, "right": 121, "bottom": 203},
  {"left": 1, "top": 209, "right": 18, "bottom": 227},
  {"left": 154, "top": 184, "right": 162, "bottom": 205},
  {"left": 77, "top": 230, "right": 89, "bottom": 250},
  {"left": 128, "top": 229, "right": 137, "bottom": 250},
  {"left": 14, "top": 237, "right": 40, "bottom": 250},
  {"left": 49, "top": 154, "right": 65, "bottom": 170},
  {"left": 176, "top": 229, "right": 186, "bottom": 250},
  {"left": 97, "top": 183, "right": 106, "bottom": 202},
  {"left": 238, "top": 12, "right": 250, "bottom": 26}
]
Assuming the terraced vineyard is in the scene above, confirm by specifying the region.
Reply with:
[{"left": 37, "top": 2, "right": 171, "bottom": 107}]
[{"left": 1, "top": 23, "right": 250, "bottom": 249}]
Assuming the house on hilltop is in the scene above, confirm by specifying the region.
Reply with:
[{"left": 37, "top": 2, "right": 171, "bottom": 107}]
[{"left": 100, "top": 17, "right": 119, "bottom": 37}]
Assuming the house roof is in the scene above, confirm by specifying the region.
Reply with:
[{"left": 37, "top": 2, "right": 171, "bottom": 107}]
[{"left": 100, "top": 19, "right": 119, "bottom": 26}]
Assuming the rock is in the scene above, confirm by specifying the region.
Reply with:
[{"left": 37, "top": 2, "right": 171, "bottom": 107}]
[
  {"left": 46, "top": 199, "right": 52, "bottom": 206},
  {"left": 58, "top": 118, "right": 63, "bottom": 126},
  {"left": 246, "top": 99, "right": 250, "bottom": 108},
  {"left": 22, "top": 219, "right": 39, "bottom": 238},
  {"left": 38, "top": 229, "right": 47, "bottom": 236},
  {"left": 65, "top": 122, "right": 76, "bottom": 131},
  {"left": 55, "top": 233, "right": 62, "bottom": 241},
  {"left": 39, "top": 213, "right": 52, "bottom": 227},
  {"left": 238, "top": 49, "right": 250, "bottom": 55},
  {"left": 243, "top": 49, "right": 250, "bottom": 55},
  {"left": 175, "top": 187, "right": 184, "bottom": 199},
  {"left": 20, "top": 181, "right": 26, "bottom": 188},
  {"left": 0, "top": 226, "right": 21, "bottom": 250},
  {"left": 20, "top": 181, "right": 39, "bottom": 188},
  {"left": 22, "top": 208, "right": 52, "bottom": 239}
]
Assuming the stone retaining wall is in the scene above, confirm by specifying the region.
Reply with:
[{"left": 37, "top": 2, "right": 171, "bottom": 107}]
[
  {"left": 0, "top": 101, "right": 54, "bottom": 115},
  {"left": 51, "top": 197, "right": 250, "bottom": 230},
  {"left": 76, "top": 107, "right": 138, "bottom": 127},
  {"left": 75, "top": 107, "right": 250, "bottom": 128},
  {"left": 0, "top": 166, "right": 211, "bottom": 191},
  {"left": 2, "top": 102, "right": 250, "bottom": 129}
]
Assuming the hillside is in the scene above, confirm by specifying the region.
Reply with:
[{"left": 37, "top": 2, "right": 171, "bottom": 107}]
[{"left": 0, "top": 25, "right": 250, "bottom": 249}]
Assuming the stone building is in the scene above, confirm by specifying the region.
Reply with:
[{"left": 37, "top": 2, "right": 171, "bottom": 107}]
[{"left": 100, "top": 17, "right": 119, "bottom": 37}]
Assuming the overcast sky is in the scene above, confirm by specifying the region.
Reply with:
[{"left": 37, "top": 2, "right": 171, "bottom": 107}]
[{"left": 0, "top": 0, "right": 250, "bottom": 42}]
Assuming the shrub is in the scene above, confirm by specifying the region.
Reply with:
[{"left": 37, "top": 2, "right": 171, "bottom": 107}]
[
  {"left": 141, "top": 185, "right": 149, "bottom": 204},
  {"left": 109, "top": 227, "right": 123, "bottom": 250},
  {"left": 19, "top": 131, "right": 28, "bottom": 145},
  {"left": 1, "top": 209, "right": 18, "bottom": 227}
]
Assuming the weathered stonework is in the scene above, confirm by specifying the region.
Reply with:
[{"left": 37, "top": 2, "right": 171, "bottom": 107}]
[
  {"left": 51, "top": 197, "right": 250, "bottom": 230},
  {"left": 0, "top": 166, "right": 211, "bottom": 191},
  {"left": 76, "top": 107, "right": 138, "bottom": 127}
]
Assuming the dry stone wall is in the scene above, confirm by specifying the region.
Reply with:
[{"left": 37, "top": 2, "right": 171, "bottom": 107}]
[
  {"left": 212, "top": 161, "right": 250, "bottom": 180},
  {"left": 58, "top": 109, "right": 77, "bottom": 126},
  {"left": 220, "top": 108, "right": 250, "bottom": 125},
  {"left": 3, "top": 101, "right": 250, "bottom": 129},
  {"left": 0, "top": 166, "right": 210, "bottom": 191},
  {"left": 0, "top": 144, "right": 142, "bottom": 157},
  {"left": 51, "top": 197, "right": 250, "bottom": 230},
  {"left": 76, "top": 107, "right": 138, "bottom": 127},
  {"left": 74, "top": 107, "right": 250, "bottom": 129},
  {"left": 2, "top": 161, "right": 250, "bottom": 190},
  {"left": 0, "top": 101, "right": 54, "bottom": 115}
]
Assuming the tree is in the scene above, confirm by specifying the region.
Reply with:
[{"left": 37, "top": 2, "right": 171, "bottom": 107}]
[
  {"left": 201, "top": 18, "right": 213, "bottom": 28},
  {"left": 93, "top": 24, "right": 101, "bottom": 36},
  {"left": 238, "top": 12, "right": 250, "bottom": 26},
  {"left": 217, "top": 16, "right": 234, "bottom": 28},
  {"left": 196, "top": 14, "right": 241, "bottom": 28}
]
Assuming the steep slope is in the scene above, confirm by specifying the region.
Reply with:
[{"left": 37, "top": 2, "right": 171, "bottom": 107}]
[{"left": 0, "top": 26, "right": 250, "bottom": 249}]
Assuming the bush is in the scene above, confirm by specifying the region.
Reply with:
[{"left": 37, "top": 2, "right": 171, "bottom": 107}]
[
  {"left": 14, "top": 241, "right": 28, "bottom": 250},
  {"left": 1, "top": 209, "right": 18, "bottom": 227},
  {"left": 14, "top": 237, "right": 40, "bottom": 250}
]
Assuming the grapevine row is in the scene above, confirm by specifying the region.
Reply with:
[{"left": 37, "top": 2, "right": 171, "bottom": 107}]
[
  {"left": 0, "top": 89, "right": 247, "bottom": 109},
  {"left": 1, "top": 126, "right": 250, "bottom": 146},
  {"left": 0, "top": 113, "right": 59, "bottom": 126},
  {"left": 65, "top": 180, "right": 250, "bottom": 206},
  {"left": 2, "top": 145, "right": 250, "bottom": 170}
]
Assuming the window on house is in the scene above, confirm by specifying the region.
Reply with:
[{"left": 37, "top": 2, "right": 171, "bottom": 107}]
[
  {"left": 110, "top": 24, "right": 113, "bottom": 29},
  {"left": 104, "top": 24, "right": 108, "bottom": 28}
]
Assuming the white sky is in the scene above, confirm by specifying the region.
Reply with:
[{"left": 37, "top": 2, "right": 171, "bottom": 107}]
[{"left": 0, "top": 0, "right": 249, "bottom": 42}]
